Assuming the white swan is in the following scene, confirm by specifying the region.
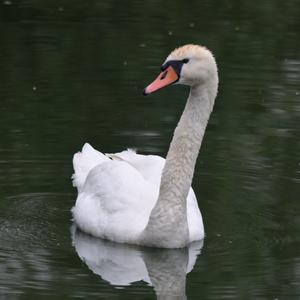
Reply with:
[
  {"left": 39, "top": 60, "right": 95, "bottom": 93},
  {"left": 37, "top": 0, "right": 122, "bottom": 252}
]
[{"left": 72, "top": 44, "right": 218, "bottom": 248}]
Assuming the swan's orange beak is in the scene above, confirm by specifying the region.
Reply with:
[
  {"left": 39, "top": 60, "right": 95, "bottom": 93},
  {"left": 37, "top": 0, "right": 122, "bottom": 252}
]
[{"left": 143, "top": 66, "right": 179, "bottom": 95}]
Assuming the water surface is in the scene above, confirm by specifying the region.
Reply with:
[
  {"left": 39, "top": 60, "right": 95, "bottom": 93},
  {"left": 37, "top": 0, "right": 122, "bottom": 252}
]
[{"left": 0, "top": 0, "right": 300, "bottom": 299}]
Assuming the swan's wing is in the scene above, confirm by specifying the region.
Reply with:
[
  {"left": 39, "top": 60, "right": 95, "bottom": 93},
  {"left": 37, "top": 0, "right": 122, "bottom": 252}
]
[
  {"left": 72, "top": 159, "right": 158, "bottom": 244},
  {"left": 187, "top": 189, "right": 204, "bottom": 242},
  {"left": 107, "top": 149, "right": 165, "bottom": 186},
  {"left": 72, "top": 143, "right": 110, "bottom": 191},
  {"left": 73, "top": 145, "right": 165, "bottom": 192}
]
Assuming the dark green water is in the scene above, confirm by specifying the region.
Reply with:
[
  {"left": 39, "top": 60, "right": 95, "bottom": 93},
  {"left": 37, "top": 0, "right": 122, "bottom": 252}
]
[{"left": 1, "top": 0, "right": 300, "bottom": 299}]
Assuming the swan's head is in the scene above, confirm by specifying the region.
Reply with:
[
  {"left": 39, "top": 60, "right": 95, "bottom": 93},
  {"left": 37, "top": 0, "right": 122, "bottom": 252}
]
[{"left": 143, "top": 44, "right": 218, "bottom": 95}]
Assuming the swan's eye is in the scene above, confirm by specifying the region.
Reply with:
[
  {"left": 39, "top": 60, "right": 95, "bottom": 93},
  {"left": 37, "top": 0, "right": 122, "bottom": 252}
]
[
  {"left": 160, "top": 70, "right": 168, "bottom": 80},
  {"left": 182, "top": 58, "right": 189, "bottom": 64}
]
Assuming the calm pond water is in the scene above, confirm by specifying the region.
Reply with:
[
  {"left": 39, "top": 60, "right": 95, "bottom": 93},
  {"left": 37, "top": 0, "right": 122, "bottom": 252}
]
[{"left": 1, "top": 0, "right": 300, "bottom": 299}]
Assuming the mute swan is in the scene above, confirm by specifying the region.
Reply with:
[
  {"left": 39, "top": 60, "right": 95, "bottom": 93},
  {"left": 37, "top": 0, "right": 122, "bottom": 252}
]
[{"left": 72, "top": 44, "right": 218, "bottom": 248}]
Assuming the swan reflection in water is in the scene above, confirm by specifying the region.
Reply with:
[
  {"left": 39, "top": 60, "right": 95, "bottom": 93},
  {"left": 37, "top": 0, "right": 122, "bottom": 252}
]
[{"left": 71, "top": 226, "right": 203, "bottom": 298}]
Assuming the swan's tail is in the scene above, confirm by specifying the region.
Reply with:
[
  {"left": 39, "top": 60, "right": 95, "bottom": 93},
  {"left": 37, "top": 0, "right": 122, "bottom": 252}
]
[{"left": 72, "top": 143, "right": 109, "bottom": 191}]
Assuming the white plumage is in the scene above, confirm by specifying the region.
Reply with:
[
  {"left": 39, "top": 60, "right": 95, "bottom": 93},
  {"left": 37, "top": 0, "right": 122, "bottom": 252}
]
[{"left": 72, "top": 143, "right": 204, "bottom": 244}]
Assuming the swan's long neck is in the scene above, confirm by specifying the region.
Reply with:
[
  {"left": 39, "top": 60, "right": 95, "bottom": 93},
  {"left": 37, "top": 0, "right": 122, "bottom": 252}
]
[{"left": 141, "top": 82, "right": 217, "bottom": 248}]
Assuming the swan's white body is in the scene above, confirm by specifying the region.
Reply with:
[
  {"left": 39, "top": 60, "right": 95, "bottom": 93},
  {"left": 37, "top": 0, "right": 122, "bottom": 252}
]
[
  {"left": 72, "top": 144, "right": 204, "bottom": 244},
  {"left": 72, "top": 44, "right": 218, "bottom": 248}
]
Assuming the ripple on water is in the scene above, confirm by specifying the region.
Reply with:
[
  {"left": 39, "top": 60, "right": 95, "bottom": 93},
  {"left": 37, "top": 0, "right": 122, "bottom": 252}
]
[{"left": 0, "top": 192, "right": 75, "bottom": 294}]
